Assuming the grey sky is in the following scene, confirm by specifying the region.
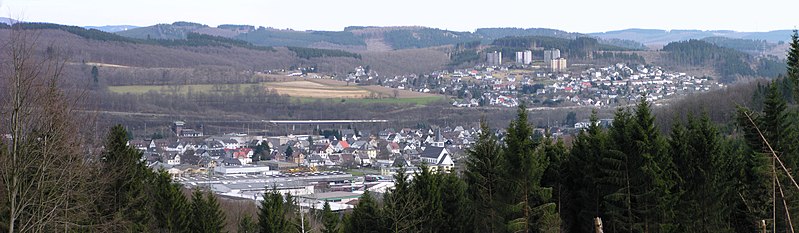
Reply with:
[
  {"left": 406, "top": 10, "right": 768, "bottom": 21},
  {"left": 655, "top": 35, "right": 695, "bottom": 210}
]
[{"left": 2, "top": 0, "right": 797, "bottom": 33}]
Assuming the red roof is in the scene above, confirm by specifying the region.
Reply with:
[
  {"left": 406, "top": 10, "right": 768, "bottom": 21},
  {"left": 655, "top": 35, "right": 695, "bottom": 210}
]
[{"left": 338, "top": 140, "right": 350, "bottom": 149}]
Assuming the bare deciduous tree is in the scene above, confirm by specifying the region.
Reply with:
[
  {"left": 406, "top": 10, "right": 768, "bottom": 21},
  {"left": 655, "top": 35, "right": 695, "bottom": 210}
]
[{"left": 0, "top": 24, "right": 105, "bottom": 232}]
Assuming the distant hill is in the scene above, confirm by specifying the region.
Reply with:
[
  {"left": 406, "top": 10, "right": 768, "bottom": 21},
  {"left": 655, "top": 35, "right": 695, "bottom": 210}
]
[
  {"left": 0, "top": 17, "right": 18, "bottom": 25},
  {"left": 591, "top": 29, "right": 794, "bottom": 45},
  {"left": 0, "top": 22, "right": 450, "bottom": 77},
  {"left": 475, "top": 27, "right": 647, "bottom": 50},
  {"left": 116, "top": 21, "right": 208, "bottom": 40},
  {"left": 700, "top": 36, "right": 776, "bottom": 54},
  {"left": 115, "top": 23, "right": 649, "bottom": 51},
  {"left": 236, "top": 28, "right": 366, "bottom": 48},
  {"left": 660, "top": 39, "right": 784, "bottom": 83},
  {"left": 84, "top": 25, "right": 139, "bottom": 32}
]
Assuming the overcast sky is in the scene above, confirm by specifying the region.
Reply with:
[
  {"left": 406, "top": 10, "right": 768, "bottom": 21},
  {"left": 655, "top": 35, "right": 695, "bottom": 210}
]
[{"left": 1, "top": 0, "right": 797, "bottom": 33}]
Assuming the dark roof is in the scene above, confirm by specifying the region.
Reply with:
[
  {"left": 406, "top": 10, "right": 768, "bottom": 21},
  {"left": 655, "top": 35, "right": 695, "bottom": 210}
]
[
  {"left": 223, "top": 157, "right": 241, "bottom": 165},
  {"left": 420, "top": 147, "right": 445, "bottom": 159},
  {"left": 222, "top": 139, "right": 238, "bottom": 144},
  {"left": 437, "top": 156, "right": 447, "bottom": 165},
  {"left": 392, "top": 157, "right": 409, "bottom": 167}
]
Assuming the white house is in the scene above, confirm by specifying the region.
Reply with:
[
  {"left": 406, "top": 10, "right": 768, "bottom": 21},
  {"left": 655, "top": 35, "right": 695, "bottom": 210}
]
[{"left": 419, "top": 147, "right": 454, "bottom": 173}]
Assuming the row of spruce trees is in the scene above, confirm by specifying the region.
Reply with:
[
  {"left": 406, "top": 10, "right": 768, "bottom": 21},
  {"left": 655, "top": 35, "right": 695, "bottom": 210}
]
[{"left": 98, "top": 125, "right": 228, "bottom": 232}]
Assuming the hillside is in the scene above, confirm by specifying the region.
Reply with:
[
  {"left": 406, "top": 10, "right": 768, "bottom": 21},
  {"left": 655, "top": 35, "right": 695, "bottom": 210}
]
[
  {"left": 660, "top": 39, "right": 784, "bottom": 83},
  {"left": 236, "top": 28, "right": 366, "bottom": 48},
  {"left": 116, "top": 21, "right": 209, "bottom": 40},
  {"left": 115, "top": 23, "right": 650, "bottom": 51},
  {"left": 476, "top": 27, "right": 647, "bottom": 50},
  {"left": 591, "top": 28, "right": 794, "bottom": 45},
  {"left": 0, "top": 23, "right": 451, "bottom": 79},
  {"left": 84, "top": 25, "right": 139, "bottom": 32}
]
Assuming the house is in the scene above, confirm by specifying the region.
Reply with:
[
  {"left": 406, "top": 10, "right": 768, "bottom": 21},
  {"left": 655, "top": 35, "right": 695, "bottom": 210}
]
[
  {"left": 222, "top": 139, "right": 240, "bottom": 150},
  {"left": 232, "top": 148, "right": 253, "bottom": 164},
  {"left": 179, "top": 129, "right": 203, "bottom": 138},
  {"left": 331, "top": 140, "right": 350, "bottom": 152},
  {"left": 356, "top": 153, "right": 373, "bottom": 167},
  {"left": 203, "top": 140, "right": 225, "bottom": 151},
  {"left": 387, "top": 142, "right": 400, "bottom": 154},
  {"left": 150, "top": 139, "right": 169, "bottom": 150},
  {"left": 222, "top": 157, "right": 242, "bottom": 166},
  {"left": 128, "top": 140, "right": 148, "bottom": 151},
  {"left": 165, "top": 141, "right": 188, "bottom": 153},
  {"left": 386, "top": 134, "right": 401, "bottom": 143},
  {"left": 357, "top": 145, "right": 378, "bottom": 160},
  {"left": 419, "top": 147, "right": 454, "bottom": 173},
  {"left": 149, "top": 162, "right": 182, "bottom": 178},
  {"left": 350, "top": 141, "right": 368, "bottom": 149},
  {"left": 163, "top": 152, "right": 181, "bottom": 165},
  {"left": 312, "top": 144, "right": 334, "bottom": 156},
  {"left": 306, "top": 154, "right": 326, "bottom": 167},
  {"left": 291, "top": 151, "right": 306, "bottom": 165}
]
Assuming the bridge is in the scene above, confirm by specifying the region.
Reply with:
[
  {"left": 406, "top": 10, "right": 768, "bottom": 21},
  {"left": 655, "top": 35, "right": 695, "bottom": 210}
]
[
  {"left": 264, "top": 119, "right": 389, "bottom": 131},
  {"left": 264, "top": 120, "right": 388, "bottom": 124}
]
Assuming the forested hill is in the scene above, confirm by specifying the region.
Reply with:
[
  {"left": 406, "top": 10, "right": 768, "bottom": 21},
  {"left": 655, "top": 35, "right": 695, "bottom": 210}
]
[
  {"left": 700, "top": 36, "right": 778, "bottom": 54},
  {"left": 0, "top": 23, "right": 450, "bottom": 76},
  {"left": 591, "top": 28, "right": 794, "bottom": 45},
  {"left": 661, "top": 39, "right": 785, "bottom": 83},
  {"left": 475, "top": 27, "right": 647, "bottom": 50},
  {"left": 113, "top": 22, "right": 648, "bottom": 51}
]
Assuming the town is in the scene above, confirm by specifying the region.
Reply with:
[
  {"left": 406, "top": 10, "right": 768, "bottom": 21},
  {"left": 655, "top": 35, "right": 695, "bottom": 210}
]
[
  {"left": 313, "top": 48, "right": 724, "bottom": 109},
  {"left": 131, "top": 120, "right": 475, "bottom": 211}
]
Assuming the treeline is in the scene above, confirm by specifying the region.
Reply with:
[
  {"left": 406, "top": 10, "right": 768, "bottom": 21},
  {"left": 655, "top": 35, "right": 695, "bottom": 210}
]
[
  {"left": 100, "top": 126, "right": 230, "bottom": 232},
  {"left": 330, "top": 85, "right": 794, "bottom": 232},
  {"left": 287, "top": 46, "right": 362, "bottom": 59},
  {"left": 491, "top": 36, "right": 632, "bottom": 59},
  {"left": 11, "top": 22, "right": 275, "bottom": 51},
  {"left": 475, "top": 27, "right": 647, "bottom": 50},
  {"left": 701, "top": 36, "right": 775, "bottom": 52},
  {"left": 448, "top": 50, "right": 481, "bottom": 67},
  {"left": 662, "top": 39, "right": 785, "bottom": 83},
  {"left": 382, "top": 28, "right": 480, "bottom": 49},
  {"left": 236, "top": 28, "right": 366, "bottom": 47},
  {"left": 592, "top": 51, "right": 646, "bottom": 64}
]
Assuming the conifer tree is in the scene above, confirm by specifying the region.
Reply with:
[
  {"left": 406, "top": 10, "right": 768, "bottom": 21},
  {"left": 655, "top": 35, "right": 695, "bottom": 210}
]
[
  {"left": 671, "top": 114, "right": 735, "bottom": 232},
  {"left": 437, "top": 174, "right": 472, "bottom": 233},
  {"left": 538, "top": 129, "right": 568, "bottom": 233},
  {"left": 190, "top": 189, "right": 227, "bottom": 233},
  {"left": 412, "top": 164, "right": 443, "bottom": 232},
  {"left": 464, "top": 119, "right": 505, "bottom": 233},
  {"left": 787, "top": 30, "right": 799, "bottom": 102},
  {"left": 237, "top": 215, "right": 257, "bottom": 233},
  {"left": 321, "top": 202, "right": 340, "bottom": 233},
  {"left": 343, "top": 190, "right": 383, "bottom": 233},
  {"left": 382, "top": 165, "right": 424, "bottom": 233},
  {"left": 258, "top": 190, "right": 291, "bottom": 233},
  {"left": 502, "top": 104, "right": 554, "bottom": 232},
  {"left": 632, "top": 96, "right": 677, "bottom": 232},
  {"left": 564, "top": 111, "right": 610, "bottom": 233},
  {"left": 603, "top": 108, "right": 636, "bottom": 233},
  {"left": 603, "top": 97, "right": 676, "bottom": 233},
  {"left": 100, "top": 125, "right": 152, "bottom": 231},
  {"left": 151, "top": 171, "right": 190, "bottom": 232}
]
